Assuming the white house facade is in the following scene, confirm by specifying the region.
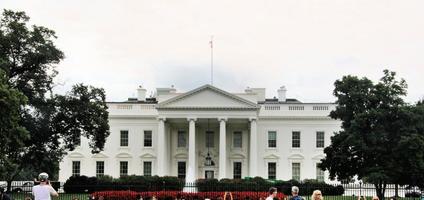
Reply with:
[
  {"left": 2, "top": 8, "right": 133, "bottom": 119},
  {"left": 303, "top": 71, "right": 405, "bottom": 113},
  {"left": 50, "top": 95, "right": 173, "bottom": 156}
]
[{"left": 58, "top": 84, "right": 341, "bottom": 183}]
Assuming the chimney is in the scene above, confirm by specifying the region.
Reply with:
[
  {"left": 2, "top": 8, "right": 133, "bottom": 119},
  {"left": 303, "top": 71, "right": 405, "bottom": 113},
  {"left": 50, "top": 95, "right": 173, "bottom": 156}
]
[
  {"left": 137, "top": 85, "right": 147, "bottom": 101},
  {"left": 278, "top": 86, "right": 287, "bottom": 102}
]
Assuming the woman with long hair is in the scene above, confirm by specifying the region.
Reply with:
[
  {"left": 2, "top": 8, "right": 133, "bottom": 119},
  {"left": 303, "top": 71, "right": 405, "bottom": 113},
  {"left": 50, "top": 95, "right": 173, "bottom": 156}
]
[{"left": 311, "top": 190, "right": 323, "bottom": 200}]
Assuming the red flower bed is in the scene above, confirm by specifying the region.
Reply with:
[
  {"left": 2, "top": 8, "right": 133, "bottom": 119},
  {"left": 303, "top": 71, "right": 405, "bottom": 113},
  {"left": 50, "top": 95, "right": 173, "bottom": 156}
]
[{"left": 91, "top": 190, "right": 286, "bottom": 200}]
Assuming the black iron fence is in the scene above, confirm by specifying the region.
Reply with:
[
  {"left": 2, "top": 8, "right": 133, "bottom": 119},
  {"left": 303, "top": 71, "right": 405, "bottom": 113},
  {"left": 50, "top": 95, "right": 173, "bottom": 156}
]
[{"left": 3, "top": 182, "right": 424, "bottom": 200}]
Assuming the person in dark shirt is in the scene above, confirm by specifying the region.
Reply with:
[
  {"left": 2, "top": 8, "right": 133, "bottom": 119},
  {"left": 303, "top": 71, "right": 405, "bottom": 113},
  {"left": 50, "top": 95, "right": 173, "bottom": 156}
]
[
  {"left": 289, "top": 186, "right": 304, "bottom": 200},
  {"left": 0, "top": 187, "right": 12, "bottom": 200}
]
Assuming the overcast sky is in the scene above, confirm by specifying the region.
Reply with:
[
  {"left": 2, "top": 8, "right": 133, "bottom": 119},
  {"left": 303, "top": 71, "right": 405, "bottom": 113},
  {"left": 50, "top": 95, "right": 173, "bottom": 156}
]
[{"left": 2, "top": 0, "right": 424, "bottom": 103}]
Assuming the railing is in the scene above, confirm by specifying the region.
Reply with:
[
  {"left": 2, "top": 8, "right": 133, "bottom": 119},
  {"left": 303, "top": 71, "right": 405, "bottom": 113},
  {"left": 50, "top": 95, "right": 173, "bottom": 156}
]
[{"left": 5, "top": 182, "right": 423, "bottom": 200}]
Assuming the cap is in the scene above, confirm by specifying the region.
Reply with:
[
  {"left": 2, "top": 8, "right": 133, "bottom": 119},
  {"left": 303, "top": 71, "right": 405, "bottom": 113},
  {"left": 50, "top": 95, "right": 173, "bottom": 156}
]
[{"left": 38, "top": 172, "right": 49, "bottom": 182}]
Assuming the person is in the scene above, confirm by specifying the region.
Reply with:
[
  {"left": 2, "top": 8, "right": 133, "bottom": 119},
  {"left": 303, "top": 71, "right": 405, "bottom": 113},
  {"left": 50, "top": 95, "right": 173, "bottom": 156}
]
[
  {"left": 0, "top": 187, "right": 12, "bottom": 200},
  {"left": 311, "top": 190, "right": 323, "bottom": 200},
  {"left": 289, "top": 186, "right": 304, "bottom": 200},
  {"left": 266, "top": 187, "right": 278, "bottom": 200},
  {"left": 32, "top": 172, "right": 58, "bottom": 200}
]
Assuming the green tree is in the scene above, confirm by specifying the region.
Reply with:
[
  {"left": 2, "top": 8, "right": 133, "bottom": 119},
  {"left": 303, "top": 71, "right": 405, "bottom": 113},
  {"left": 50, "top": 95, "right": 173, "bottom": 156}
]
[
  {"left": 0, "top": 9, "right": 110, "bottom": 190},
  {"left": 318, "top": 70, "right": 421, "bottom": 199}
]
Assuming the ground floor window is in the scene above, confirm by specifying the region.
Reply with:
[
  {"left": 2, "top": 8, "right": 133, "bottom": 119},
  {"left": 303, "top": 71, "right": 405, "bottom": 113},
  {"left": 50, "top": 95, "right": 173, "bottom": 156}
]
[
  {"left": 292, "top": 162, "right": 300, "bottom": 181},
  {"left": 96, "top": 161, "right": 104, "bottom": 177},
  {"left": 72, "top": 161, "right": 80, "bottom": 176},
  {"left": 268, "top": 162, "right": 276, "bottom": 180},
  {"left": 233, "top": 162, "right": 242, "bottom": 179},
  {"left": 178, "top": 161, "right": 186, "bottom": 179},
  {"left": 120, "top": 161, "right": 128, "bottom": 177},
  {"left": 205, "top": 170, "right": 214, "bottom": 179},
  {"left": 143, "top": 161, "right": 152, "bottom": 176}
]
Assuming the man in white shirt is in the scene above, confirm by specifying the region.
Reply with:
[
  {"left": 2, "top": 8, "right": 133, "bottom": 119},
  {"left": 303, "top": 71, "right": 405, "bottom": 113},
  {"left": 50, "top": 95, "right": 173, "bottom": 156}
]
[{"left": 32, "top": 173, "right": 58, "bottom": 200}]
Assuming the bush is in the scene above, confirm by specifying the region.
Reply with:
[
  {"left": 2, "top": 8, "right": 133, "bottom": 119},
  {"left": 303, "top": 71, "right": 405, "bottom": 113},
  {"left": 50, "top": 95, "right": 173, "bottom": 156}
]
[
  {"left": 64, "top": 175, "right": 184, "bottom": 193},
  {"left": 405, "top": 191, "right": 422, "bottom": 197}
]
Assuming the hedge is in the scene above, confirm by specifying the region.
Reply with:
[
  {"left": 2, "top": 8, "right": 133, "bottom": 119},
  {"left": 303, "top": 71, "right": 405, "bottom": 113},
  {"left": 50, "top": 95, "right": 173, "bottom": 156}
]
[{"left": 64, "top": 175, "right": 184, "bottom": 193}]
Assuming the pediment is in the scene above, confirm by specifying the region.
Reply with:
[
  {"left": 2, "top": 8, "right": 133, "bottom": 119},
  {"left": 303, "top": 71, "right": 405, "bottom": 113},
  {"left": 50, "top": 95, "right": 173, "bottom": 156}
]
[
  {"left": 288, "top": 154, "right": 305, "bottom": 160},
  {"left": 69, "top": 152, "right": 84, "bottom": 158},
  {"left": 116, "top": 153, "right": 132, "bottom": 158},
  {"left": 264, "top": 154, "right": 280, "bottom": 160},
  {"left": 229, "top": 153, "right": 246, "bottom": 159},
  {"left": 92, "top": 153, "right": 108, "bottom": 158},
  {"left": 174, "top": 153, "right": 188, "bottom": 159},
  {"left": 157, "top": 85, "right": 259, "bottom": 110},
  {"left": 139, "top": 153, "right": 156, "bottom": 159},
  {"left": 312, "top": 154, "right": 325, "bottom": 160}
]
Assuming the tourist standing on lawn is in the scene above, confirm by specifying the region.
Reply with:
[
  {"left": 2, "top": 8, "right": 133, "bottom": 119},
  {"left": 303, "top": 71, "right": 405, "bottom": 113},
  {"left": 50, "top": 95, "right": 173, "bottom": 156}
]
[
  {"left": 32, "top": 173, "right": 58, "bottom": 200},
  {"left": 289, "top": 186, "right": 304, "bottom": 200},
  {"left": 266, "top": 187, "right": 278, "bottom": 200},
  {"left": 0, "top": 187, "right": 12, "bottom": 200},
  {"left": 311, "top": 190, "right": 323, "bottom": 200}
]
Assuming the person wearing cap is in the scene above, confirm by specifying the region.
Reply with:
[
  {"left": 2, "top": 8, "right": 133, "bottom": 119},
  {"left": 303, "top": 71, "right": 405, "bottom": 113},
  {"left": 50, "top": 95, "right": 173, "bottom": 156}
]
[
  {"left": 289, "top": 186, "right": 304, "bottom": 200},
  {"left": 0, "top": 187, "right": 12, "bottom": 200},
  {"left": 32, "top": 173, "right": 58, "bottom": 200}
]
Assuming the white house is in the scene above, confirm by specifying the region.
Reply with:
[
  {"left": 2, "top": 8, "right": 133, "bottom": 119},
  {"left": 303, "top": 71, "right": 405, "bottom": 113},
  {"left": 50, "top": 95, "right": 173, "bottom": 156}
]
[{"left": 58, "top": 84, "right": 341, "bottom": 183}]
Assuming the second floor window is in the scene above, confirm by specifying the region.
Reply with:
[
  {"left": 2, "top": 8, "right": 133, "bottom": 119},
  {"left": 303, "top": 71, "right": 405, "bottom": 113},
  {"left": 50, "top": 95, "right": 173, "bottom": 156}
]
[
  {"left": 120, "top": 130, "right": 128, "bottom": 147},
  {"left": 292, "top": 131, "right": 300, "bottom": 148},
  {"left": 206, "top": 131, "right": 214, "bottom": 148},
  {"left": 268, "top": 131, "right": 276, "bottom": 148},
  {"left": 144, "top": 130, "right": 152, "bottom": 147},
  {"left": 177, "top": 131, "right": 186, "bottom": 148},
  {"left": 316, "top": 131, "right": 324, "bottom": 148},
  {"left": 233, "top": 131, "right": 242, "bottom": 148}
]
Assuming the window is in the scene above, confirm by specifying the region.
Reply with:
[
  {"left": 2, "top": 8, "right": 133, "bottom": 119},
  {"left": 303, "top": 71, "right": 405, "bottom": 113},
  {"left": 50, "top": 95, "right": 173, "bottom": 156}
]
[
  {"left": 316, "top": 164, "right": 324, "bottom": 182},
  {"left": 96, "top": 161, "right": 104, "bottom": 177},
  {"left": 268, "top": 131, "right": 276, "bottom": 148},
  {"left": 292, "top": 131, "right": 300, "bottom": 148},
  {"left": 144, "top": 130, "right": 152, "bottom": 147},
  {"left": 177, "top": 131, "right": 186, "bottom": 148},
  {"left": 233, "top": 132, "right": 242, "bottom": 148},
  {"left": 143, "top": 161, "right": 152, "bottom": 176},
  {"left": 205, "top": 170, "right": 214, "bottom": 179},
  {"left": 268, "top": 162, "right": 276, "bottom": 180},
  {"left": 72, "top": 161, "right": 80, "bottom": 176},
  {"left": 177, "top": 162, "right": 186, "bottom": 179},
  {"left": 120, "top": 161, "right": 128, "bottom": 177},
  {"left": 206, "top": 131, "right": 214, "bottom": 148},
  {"left": 292, "top": 163, "right": 300, "bottom": 181},
  {"left": 120, "top": 130, "right": 129, "bottom": 147},
  {"left": 233, "top": 162, "right": 242, "bottom": 179},
  {"left": 316, "top": 131, "right": 325, "bottom": 148}
]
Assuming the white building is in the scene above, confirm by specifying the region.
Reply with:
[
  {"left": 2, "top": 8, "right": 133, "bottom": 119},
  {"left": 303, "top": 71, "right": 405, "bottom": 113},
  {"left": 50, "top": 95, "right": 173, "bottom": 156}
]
[{"left": 59, "top": 84, "right": 341, "bottom": 183}]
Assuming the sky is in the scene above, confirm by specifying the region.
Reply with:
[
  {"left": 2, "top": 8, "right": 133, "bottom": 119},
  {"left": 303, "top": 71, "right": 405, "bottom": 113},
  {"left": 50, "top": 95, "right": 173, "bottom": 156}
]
[{"left": 2, "top": 0, "right": 424, "bottom": 103}]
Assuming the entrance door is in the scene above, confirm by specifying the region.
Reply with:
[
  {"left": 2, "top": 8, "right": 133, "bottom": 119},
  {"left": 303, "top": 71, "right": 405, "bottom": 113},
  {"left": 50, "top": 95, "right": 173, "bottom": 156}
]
[{"left": 205, "top": 170, "right": 214, "bottom": 179}]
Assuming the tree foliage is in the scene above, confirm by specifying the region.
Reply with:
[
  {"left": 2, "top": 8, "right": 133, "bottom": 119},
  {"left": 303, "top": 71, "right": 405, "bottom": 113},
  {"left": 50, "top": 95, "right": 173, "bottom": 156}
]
[
  {"left": 0, "top": 9, "right": 110, "bottom": 185},
  {"left": 319, "top": 70, "right": 424, "bottom": 199}
]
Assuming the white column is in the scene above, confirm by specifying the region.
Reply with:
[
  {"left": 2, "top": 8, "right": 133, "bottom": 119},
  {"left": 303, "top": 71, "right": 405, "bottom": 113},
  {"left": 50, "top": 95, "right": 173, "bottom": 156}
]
[
  {"left": 249, "top": 117, "right": 258, "bottom": 177},
  {"left": 186, "top": 117, "right": 197, "bottom": 183},
  {"left": 218, "top": 117, "right": 227, "bottom": 179},
  {"left": 157, "top": 117, "right": 166, "bottom": 176}
]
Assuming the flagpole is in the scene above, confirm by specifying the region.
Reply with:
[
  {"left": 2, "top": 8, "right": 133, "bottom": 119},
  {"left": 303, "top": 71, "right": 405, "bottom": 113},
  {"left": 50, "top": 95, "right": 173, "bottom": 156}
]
[{"left": 210, "top": 36, "right": 213, "bottom": 85}]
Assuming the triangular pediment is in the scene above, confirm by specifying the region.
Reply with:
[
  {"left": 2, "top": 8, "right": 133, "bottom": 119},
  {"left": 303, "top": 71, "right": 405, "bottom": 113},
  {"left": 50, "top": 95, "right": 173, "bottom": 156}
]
[{"left": 157, "top": 85, "right": 259, "bottom": 110}]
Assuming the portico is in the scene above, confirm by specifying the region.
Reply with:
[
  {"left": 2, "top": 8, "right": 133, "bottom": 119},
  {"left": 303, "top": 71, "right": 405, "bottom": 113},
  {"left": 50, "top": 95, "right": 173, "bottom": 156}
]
[{"left": 155, "top": 85, "right": 260, "bottom": 182}]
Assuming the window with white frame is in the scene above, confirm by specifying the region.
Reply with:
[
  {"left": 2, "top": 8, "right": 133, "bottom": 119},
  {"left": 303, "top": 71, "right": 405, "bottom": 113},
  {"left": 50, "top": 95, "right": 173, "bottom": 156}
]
[
  {"left": 233, "top": 162, "right": 242, "bottom": 179},
  {"left": 144, "top": 130, "right": 152, "bottom": 147},
  {"left": 120, "top": 130, "right": 129, "bottom": 147},
  {"left": 268, "top": 162, "right": 276, "bottom": 180},
  {"left": 233, "top": 131, "right": 242, "bottom": 148},
  {"left": 96, "top": 161, "right": 104, "bottom": 177},
  {"left": 143, "top": 161, "right": 152, "bottom": 176},
  {"left": 292, "top": 162, "right": 300, "bottom": 181},
  {"left": 268, "top": 131, "right": 277, "bottom": 148},
  {"left": 206, "top": 131, "right": 214, "bottom": 148},
  {"left": 177, "top": 130, "right": 186, "bottom": 148},
  {"left": 292, "top": 131, "right": 300, "bottom": 148},
  {"left": 316, "top": 164, "right": 324, "bottom": 182},
  {"left": 72, "top": 161, "right": 80, "bottom": 176},
  {"left": 120, "top": 161, "right": 128, "bottom": 177},
  {"left": 316, "top": 131, "right": 324, "bottom": 148}
]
